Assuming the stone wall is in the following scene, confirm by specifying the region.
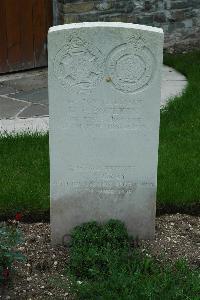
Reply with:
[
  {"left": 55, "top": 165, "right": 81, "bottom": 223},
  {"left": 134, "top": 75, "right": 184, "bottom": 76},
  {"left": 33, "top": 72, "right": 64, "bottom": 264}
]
[{"left": 55, "top": 0, "right": 200, "bottom": 52}]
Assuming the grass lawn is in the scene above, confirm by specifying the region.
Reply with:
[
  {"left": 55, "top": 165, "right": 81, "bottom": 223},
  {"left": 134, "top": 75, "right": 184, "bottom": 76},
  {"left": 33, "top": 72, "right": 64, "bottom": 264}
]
[
  {"left": 67, "top": 220, "right": 200, "bottom": 299},
  {"left": 0, "top": 52, "right": 200, "bottom": 218},
  {"left": 158, "top": 51, "right": 200, "bottom": 213},
  {"left": 0, "top": 133, "right": 49, "bottom": 219}
]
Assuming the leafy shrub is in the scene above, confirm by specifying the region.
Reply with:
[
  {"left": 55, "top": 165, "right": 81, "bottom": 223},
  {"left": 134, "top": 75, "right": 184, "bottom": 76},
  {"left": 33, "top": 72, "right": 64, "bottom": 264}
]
[
  {"left": 0, "top": 218, "right": 25, "bottom": 286},
  {"left": 67, "top": 220, "right": 200, "bottom": 299},
  {"left": 68, "top": 220, "right": 130, "bottom": 280}
]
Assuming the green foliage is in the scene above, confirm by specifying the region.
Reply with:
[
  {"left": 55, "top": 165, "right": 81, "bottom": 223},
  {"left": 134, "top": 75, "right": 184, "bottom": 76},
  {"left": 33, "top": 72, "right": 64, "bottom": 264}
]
[
  {"left": 67, "top": 220, "right": 200, "bottom": 299},
  {"left": 0, "top": 222, "right": 25, "bottom": 285},
  {"left": 0, "top": 132, "right": 49, "bottom": 216},
  {"left": 158, "top": 51, "right": 200, "bottom": 210},
  {"left": 68, "top": 220, "right": 130, "bottom": 280}
]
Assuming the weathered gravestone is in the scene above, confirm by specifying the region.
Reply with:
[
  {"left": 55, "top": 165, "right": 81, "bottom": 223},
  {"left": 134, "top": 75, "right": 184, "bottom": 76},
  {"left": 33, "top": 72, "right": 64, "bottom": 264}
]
[{"left": 48, "top": 22, "right": 164, "bottom": 244}]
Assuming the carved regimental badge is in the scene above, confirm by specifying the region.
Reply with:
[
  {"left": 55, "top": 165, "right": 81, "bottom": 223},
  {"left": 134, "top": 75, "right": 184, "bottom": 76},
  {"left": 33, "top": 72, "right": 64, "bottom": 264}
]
[
  {"left": 106, "top": 34, "right": 156, "bottom": 93},
  {"left": 54, "top": 36, "right": 104, "bottom": 90}
]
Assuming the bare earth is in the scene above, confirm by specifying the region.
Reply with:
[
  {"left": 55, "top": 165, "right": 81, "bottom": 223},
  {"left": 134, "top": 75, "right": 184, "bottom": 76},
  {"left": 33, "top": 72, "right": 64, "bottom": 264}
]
[{"left": 0, "top": 214, "right": 199, "bottom": 300}]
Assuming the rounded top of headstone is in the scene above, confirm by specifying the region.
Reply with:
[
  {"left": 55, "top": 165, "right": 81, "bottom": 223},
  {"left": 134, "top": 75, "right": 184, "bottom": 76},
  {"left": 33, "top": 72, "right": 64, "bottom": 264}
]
[
  {"left": 49, "top": 21, "right": 164, "bottom": 94},
  {"left": 49, "top": 22, "right": 164, "bottom": 35}
]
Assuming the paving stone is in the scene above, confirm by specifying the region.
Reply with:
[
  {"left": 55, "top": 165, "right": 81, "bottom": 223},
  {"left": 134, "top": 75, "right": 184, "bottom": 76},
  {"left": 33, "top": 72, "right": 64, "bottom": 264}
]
[
  {"left": 2, "top": 71, "right": 48, "bottom": 92},
  {"left": 161, "top": 80, "right": 187, "bottom": 106},
  {"left": 0, "top": 85, "right": 18, "bottom": 95},
  {"left": 0, "top": 117, "right": 49, "bottom": 135},
  {"left": 0, "top": 96, "right": 28, "bottom": 119},
  {"left": 18, "top": 103, "right": 49, "bottom": 118},
  {"left": 13, "top": 88, "right": 48, "bottom": 105},
  {"left": 162, "top": 66, "right": 187, "bottom": 81}
]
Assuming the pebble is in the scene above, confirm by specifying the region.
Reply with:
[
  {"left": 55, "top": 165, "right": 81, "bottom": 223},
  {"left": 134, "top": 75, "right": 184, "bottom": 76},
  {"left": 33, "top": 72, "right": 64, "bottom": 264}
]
[
  {"left": 27, "top": 277, "right": 32, "bottom": 281},
  {"left": 146, "top": 253, "right": 151, "bottom": 257},
  {"left": 18, "top": 247, "right": 25, "bottom": 251}
]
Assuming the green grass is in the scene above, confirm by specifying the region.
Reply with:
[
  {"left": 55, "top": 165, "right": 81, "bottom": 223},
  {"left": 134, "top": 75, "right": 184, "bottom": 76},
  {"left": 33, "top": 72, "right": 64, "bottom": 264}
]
[
  {"left": 67, "top": 220, "right": 200, "bottom": 299},
  {"left": 0, "top": 52, "right": 200, "bottom": 218},
  {"left": 158, "top": 51, "right": 200, "bottom": 212},
  {"left": 0, "top": 133, "right": 49, "bottom": 218}
]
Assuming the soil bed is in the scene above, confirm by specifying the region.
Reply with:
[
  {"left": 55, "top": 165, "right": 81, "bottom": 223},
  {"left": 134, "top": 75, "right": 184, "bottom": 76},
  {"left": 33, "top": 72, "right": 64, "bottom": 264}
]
[{"left": 1, "top": 214, "right": 199, "bottom": 300}]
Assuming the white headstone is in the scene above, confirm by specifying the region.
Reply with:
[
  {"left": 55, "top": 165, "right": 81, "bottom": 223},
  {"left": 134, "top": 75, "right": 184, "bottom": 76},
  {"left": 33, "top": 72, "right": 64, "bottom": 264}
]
[{"left": 48, "top": 22, "right": 164, "bottom": 244}]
